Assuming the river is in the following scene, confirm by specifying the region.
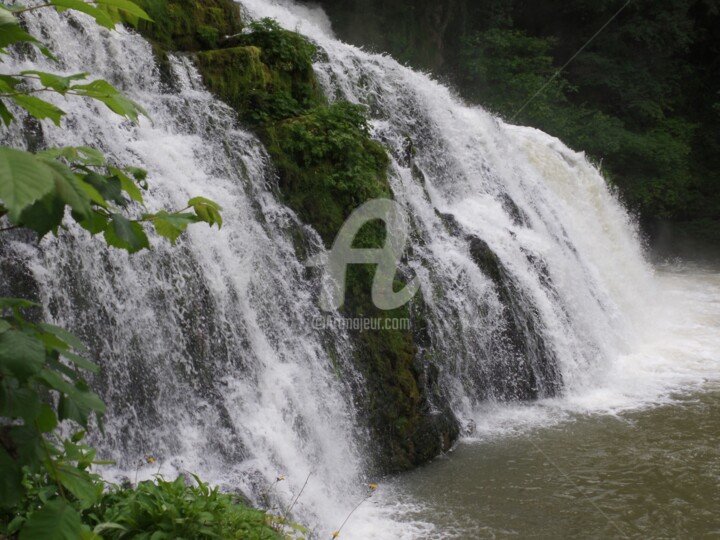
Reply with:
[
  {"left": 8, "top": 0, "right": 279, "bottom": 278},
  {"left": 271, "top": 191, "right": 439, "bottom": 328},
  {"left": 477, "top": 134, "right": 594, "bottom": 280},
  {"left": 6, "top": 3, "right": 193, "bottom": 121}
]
[{"left": 347, "top": 265, "right": 720, "bottom": 538}]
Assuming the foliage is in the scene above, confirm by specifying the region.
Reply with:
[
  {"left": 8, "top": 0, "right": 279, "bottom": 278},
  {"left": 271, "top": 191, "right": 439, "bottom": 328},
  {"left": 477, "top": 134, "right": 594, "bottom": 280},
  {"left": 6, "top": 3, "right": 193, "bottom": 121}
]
[
  {"left": 196, "top": 19, "right": 323, "bottom": 126},
  {"left": 0, "top": 2, "right": 229, "bottom": 538},
  {"left": 196, "top": 45, "right": 320, "bottom": 126},
  {"left": 0, "top": 299, "right": 105, "bottom": 525},
  {"left": 237, "top": 19, "right": 317, "bottom": 75},
  {"left": 1, "top": 423, "right": 107, "bottom": 539},
  {"left": 131, "top": 0, "right": 243, "bottom": 51},
  {"left": 0, "top": 3, "right": 223, "bottom": 249},
  {"left": 459, "top": 28, "right": 572, "bottom": 125},
  {"left": 87, "top": 476, "right": 284, "bottom": 540},
  {"left": 265, "top": 102, "right": 390, "bottom": 242}
]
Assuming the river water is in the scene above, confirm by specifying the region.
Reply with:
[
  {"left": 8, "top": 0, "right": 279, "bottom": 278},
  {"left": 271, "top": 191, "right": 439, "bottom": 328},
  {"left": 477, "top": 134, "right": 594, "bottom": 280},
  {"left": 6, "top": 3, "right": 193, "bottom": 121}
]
[{"left": 346, "top": 265, "right": 720, "bottom": 539}]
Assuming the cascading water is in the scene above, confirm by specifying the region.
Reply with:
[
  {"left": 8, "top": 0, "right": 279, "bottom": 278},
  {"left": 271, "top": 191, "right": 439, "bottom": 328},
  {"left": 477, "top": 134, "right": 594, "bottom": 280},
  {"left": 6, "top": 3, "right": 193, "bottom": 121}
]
[
  {"left": 4, "top": 1, "right": 717, "bottom": 538},
  {"left": 1, "top": 5, "right": 366, "bottom": 530},
  {"left": 241, "top": 0, "right": 653, "bottom": 411}
]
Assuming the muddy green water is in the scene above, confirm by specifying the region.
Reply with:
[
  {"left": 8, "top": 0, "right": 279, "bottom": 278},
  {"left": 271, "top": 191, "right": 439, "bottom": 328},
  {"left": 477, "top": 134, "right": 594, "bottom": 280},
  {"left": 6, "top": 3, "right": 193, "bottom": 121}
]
[{"left": 391, "top": 388, "right": 720, "bottom": 539}]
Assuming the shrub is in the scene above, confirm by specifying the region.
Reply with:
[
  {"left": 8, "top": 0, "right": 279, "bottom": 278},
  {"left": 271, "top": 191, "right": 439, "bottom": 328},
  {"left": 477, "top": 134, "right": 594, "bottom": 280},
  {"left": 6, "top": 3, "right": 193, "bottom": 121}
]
[{"left": 87, "top": 476, "right": 283, "bottom": 540}]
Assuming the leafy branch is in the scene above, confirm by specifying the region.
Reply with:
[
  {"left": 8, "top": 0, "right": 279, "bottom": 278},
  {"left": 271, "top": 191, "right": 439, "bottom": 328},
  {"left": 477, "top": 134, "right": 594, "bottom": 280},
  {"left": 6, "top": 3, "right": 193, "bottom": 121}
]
[{"left": 0, "top": 2, "right": 227, "bottom": 539}]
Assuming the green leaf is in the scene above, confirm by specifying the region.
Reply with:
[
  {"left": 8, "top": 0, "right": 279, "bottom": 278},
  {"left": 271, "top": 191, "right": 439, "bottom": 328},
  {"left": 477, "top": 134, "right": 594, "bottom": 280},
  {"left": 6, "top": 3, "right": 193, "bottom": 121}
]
[
  {"left": 104, "top": 214, "right": 149, "bottom": 253},
  {"left": 94, "top": 0, "right": 152, "bottom": 21},
  {"left": 92, "top": 523, "right": 127, "bottom": 535},
  {"left": 19, "top": 498, "right": 83, "bottom": 540},
  {"left": 41, "top": 159, "right": 94, "bottom": 219},
  {"left": 39, "top": 324, "right": 87, "bottom": 352},
  {"left": 75, "top": 146, "right": 106, "bottom": 167},
  {"left": 58, "top": 386, "right": 105, "bottom": 428},
  {"left": 80, "top": 528, "right": 103, "bottom": 540},
  {"left": 71, "top": 79, "right": 148, "bottom": 123},
  {"left": 152, "top": 212, "right": 199, "bottom": 245},
  {"left": 0, "top": 298, "right": 40, "bottom": 311},
  {"left": 50, "top": 0, "right": 116, "bottom": 29},
  {"left": 11, "top": 94, "right": 66, "bottom": 126},
  {"left": 0, "top": 6, "right": 40, "bottom": 50},
  {"left": 55, "top": 464, "right": 101, "bottom": 509},
  {"left": 83, "top": 171, "right": 123, "bottom": 204},
  {"left": 188, "top": 197, "right": 223, "bottom": 229},
  {"left": 37, "top": 368, "right": 76, "bottom": 396},
  {"left": 0, "top": 147, "right": 56, "bottom": 221},
  {"left": 126, "top": 166, "right": 148, "bottom": 183},
  {"left": 0, "top": 447, "right": 24, "bottom": 508},
  {"left": 61, "top": 438, "right": 93, "bottom": 462},
  {"left": 7, "top": 515, "right": 25, "bottom": 535},
  {"left": 76, "top": 210, "right": 109, "bottom": 235},
  {"left": 9, "top": 425, "right": 44, "bottom": 469},
  {"left": 80, "top": 529, "right": 103, "bottom": 540},
  {"left": 20, "top": 71, "right": 89, "bottom": 95},
  {"left": 61, "top": 351, "right": 99, "bottom": 374},
  {"left": 17, "top": 191, "right": 65, "bottom": 238},
  {"left": 109, "top": 167, "right": 144, "bottom": 204},
  {"left": 0, "top": 330, "right": 46, "bottom": 382},
  {"left": 0, "top": 75, "right": 20, "bottom": 92},
  {"left": 77, "top": 179, "right": 109, "bottom": 208},
  {"left": 36, "top": 403, "right": 59, "bottom": 433},
  {"left": 0, "top": 99, "right": 14, "bottom": 126},
  {"left": 39, "top": 146, "right": 104, "bottom": 166},
  {"left": 0, "top": 382, "right": 41, "bottom": 421},
  {"left": 47, "top": 355, "right": 82, "bottom": 381}
]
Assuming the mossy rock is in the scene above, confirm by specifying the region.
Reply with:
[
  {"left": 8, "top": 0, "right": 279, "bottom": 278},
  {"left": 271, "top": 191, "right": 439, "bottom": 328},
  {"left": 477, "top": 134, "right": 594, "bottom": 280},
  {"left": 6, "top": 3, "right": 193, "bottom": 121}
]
[
  {"left": 133, "top": 0, "right": 243, "bottom": 51},
  {"left": 196, "top": 42, "right": 323, "bottom": 127},
  {"left": 196, "top": 46, "right": 272, "bottom": 113},
  {"left": 195, "top": 22, "right": 457, "bottom": 471},
  {"left": 264, "top": 103, "right": 390, "bottom": 241}
]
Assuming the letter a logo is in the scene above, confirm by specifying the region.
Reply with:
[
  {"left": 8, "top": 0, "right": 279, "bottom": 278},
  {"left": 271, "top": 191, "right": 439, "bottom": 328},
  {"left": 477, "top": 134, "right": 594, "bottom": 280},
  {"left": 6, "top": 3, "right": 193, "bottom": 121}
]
[{"left": 308, "top": 199, "right": 420, "bottom": 311}]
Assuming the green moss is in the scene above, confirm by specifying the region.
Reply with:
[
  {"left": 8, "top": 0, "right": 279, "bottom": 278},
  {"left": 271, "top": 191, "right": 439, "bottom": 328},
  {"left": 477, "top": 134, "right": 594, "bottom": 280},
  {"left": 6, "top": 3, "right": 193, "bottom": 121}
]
[
  {"left": 133, "top": 0, "right": 243, "bottom": 52},
  {"left": 197, "top": 25, "right": 220, "bottom": 49},
  {"left": 196, "top": 43, "right": 323, "bottom": 126},
  {"left": 196, "top": 47, "right": 272, "bottom": 111},
  {"left": 265, "top": 103, "right": 390, "bottom": 241}
]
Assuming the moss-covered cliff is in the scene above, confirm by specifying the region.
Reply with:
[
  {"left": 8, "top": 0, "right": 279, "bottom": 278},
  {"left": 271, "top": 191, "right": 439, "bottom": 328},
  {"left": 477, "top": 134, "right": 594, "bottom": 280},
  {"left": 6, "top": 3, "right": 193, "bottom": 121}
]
[{"left": 131, "top": 0, "right": 458, "bottom": 472}]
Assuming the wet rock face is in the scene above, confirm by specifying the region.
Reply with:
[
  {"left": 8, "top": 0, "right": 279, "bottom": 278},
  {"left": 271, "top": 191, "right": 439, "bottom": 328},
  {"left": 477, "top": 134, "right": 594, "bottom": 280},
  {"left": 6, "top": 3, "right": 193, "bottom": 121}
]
[
  {"left": 133, "top": 0, "right": 556, "bottom": 470},
  {"left": 467, "top": 235, "right": 561, "bottom": 400},
  {"left": 437, "top": 212, "right": 562, "bottom": 401}
]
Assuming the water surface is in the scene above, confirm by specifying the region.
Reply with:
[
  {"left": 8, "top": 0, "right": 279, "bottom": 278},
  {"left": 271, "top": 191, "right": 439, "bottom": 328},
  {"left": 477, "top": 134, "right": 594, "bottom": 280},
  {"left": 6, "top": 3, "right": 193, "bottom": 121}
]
[
  {"left": 390, "top": 387, "right": 720, "bottom": 539},
  {"left": 345, "top": 266, "right": 720, "bottom": 539}
]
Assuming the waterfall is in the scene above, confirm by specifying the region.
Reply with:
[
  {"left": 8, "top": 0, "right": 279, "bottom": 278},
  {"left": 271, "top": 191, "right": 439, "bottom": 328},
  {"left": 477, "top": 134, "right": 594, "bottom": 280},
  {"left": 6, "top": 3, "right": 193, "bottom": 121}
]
[
  {"left": 0, "top": 0, "right": 663, "bottom": 537},
  {"left": 240, "top": 0, "right": 653, "bottom": 406}
]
